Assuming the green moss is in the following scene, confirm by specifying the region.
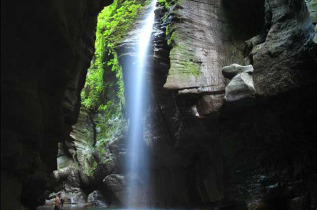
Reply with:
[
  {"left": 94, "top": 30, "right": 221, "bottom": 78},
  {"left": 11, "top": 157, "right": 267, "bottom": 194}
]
[
  {"left": 158, "top": 0, "right": 169, "bottom": 9},
  {"left": 168, "top": 59, "right": 200, "bottom": 78},
  {"left": 166, "top": 24, "right": 170, "bottom": 37},
  {"left": 95, "top": 114, "right": 127, "bottom": 145},
  {"left": 88, "top": 160, "right": 98, "bottom": 175},
  {"left": 170, "top": 42, "right": 194, "bottom": 59},
  {"left": 169, "top": 42, "right": 201, "bottom": 77},
  {"left": 100, "top": 153, "right": 115, "bottom": 164},
  {"left": 80, "top": 146, "right": 98, "bottom": 175},
  {"left": 167, "top": 30, "right": 179, "bottom": 45},
  {"left": 81, "top": 0, "right": 148, "bottom": 126},
  {"left": 82, "top": 0, "right": 148, "bottom": 112},
  {"left": 81, "top": 0, "right": 150, "bottom": 160},
  {"left": 183, "top": 60, "right": 200, "bottom": 76},
  {"left": 176, "top": 0, "right": 185, "bottom": 6}
]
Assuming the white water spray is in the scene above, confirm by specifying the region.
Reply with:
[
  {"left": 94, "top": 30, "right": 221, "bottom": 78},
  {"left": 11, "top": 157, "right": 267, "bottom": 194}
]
[{"left": 126, "top": 0, "right": 156, "bottom": 207}]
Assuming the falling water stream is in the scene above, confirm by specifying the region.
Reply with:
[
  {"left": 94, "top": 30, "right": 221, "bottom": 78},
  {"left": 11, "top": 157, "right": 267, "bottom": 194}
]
[
  {"left": 38, "top": 1, "right": 157, "bottom": 209},
  {"left": 126, "top": 0, "right": 156, "bottom": 207}
]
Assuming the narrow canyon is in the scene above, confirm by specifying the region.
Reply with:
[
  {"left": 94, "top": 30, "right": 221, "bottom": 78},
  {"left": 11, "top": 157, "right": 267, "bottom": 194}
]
[{"left": 1, "top": 0, "right": 317, "bottom": 209}]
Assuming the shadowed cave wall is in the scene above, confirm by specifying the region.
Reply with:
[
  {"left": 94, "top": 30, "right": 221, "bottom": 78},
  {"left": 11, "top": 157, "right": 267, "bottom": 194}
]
[{"left": 1, "top": 0, "right": 112, "bottom": 209}]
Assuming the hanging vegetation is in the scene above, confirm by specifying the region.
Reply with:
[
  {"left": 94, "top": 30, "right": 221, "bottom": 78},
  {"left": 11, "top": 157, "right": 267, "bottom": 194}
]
[
  {"left": 82, "top": 0, "right": 148, "bottom": 111},
  {"left": 80, "top": 0, "right": 149, "bottom": 152}
]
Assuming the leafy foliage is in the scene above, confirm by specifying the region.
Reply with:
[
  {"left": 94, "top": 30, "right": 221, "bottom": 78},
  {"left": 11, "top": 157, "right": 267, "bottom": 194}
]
[
  {"left": 81, "top": 0, "right": 150, "bottom": 159},
  {"left": 82, "top": 0, "right": 148, "bottom": 111},
  {"left": 158, "top": 0, "right": 169, "bottom": 9}
]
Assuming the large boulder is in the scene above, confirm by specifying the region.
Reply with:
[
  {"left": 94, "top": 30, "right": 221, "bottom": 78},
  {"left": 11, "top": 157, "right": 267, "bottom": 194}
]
[
  {"left": 224, "top": 72, "right": 256, "bottom": 102},
  {"left": 103, "top": 174, "right": 128, "bottom": 206},
  {"left": 223, "top": 64, "right": 256, "bottom": 102},
  {"left": 222, "top": 64, "right": 254, "bottom": 79},
  {"left": 87, "top": 190, "right": 108, "bottom": 207},
  {"left": 103, "top": 174, "right": 146, "bottom": 207}
]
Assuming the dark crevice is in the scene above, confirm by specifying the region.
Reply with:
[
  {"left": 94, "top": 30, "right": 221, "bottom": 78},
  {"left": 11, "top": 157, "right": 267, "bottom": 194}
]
[
  {"left": 222, "top": 0, "right": 266, "bottom": 40},
  {"left": 88, "top": 111, "right": 97, "bottom": 147}
]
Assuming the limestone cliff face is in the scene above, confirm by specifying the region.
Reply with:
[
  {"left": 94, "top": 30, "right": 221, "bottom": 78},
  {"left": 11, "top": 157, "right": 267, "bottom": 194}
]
[
  {"left": 1, "top": 0, "right": 112, "bottom": 209},
  {"left": 164, "top": 0, "right": 244, "bottom": 93},
  {"left": 147, "top": 0, "right": 317, "bottom": 208},
  {"left": 162, "top": 0, "right": 248, "bottom": 116},
  {"left": 164, "top": 0, "right": 316, "bottom": 108}
]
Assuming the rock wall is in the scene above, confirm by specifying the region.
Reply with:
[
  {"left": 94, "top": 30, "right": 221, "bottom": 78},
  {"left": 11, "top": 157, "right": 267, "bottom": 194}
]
[
  {"left": 164, "top": 0, "right": 247, "bottom": 93},
  {"left": 142, "top": 0, "right": 317, "bottom": 208},
  {"left": 249, "top": 0, "right": 316, "bottom": 95},
  {"left": 1, "top": 0, "right": 112, "bottom": 209},
  {"left": 51, "top": 108, "right": 123, "bottom": 207},
  {"left": 306, "top": 0, "right": 317, "bottom": 43}
]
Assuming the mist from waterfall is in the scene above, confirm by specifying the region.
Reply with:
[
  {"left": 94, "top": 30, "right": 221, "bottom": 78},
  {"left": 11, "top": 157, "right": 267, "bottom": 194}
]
[{"left": 126, "top": 0, "right": 156, "bottom": 207}]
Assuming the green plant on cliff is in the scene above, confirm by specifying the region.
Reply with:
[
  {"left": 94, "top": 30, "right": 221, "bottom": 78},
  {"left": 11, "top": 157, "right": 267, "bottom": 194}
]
[
  {"left": 81, "top": 0, "right": 149, "bottom": 155},
  {"left": 82, "top": 0, "right": 146, "bottom": 111},
  {"left": 158, "top": 0, "right": 169, "bottom": 9}
]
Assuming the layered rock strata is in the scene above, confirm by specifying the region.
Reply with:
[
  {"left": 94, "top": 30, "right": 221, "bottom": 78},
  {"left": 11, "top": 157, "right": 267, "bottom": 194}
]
[{"left": 143, "top": 0, "right": 317, "bottom": 208}]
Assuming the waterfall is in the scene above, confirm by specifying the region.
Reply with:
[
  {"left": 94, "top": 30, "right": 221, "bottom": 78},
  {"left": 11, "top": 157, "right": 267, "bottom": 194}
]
[{"left": 126, "top": 0, "right": 156, "bottom": 207}]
